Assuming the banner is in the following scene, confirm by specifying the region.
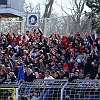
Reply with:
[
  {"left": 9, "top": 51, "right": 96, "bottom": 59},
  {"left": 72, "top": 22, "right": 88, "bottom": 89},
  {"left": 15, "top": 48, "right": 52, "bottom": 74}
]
[{"left": 26, "top": 13, "right": 39, "bottom": 28}]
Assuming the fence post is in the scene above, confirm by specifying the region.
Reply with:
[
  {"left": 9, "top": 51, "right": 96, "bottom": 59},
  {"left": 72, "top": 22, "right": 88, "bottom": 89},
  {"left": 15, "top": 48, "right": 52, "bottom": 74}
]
[
  {"left": 21, "top": 21, "right": 24, "bottom": 33},
  {"left": 60, "top": 81, "right": 68, "bottom": 100},
  {"left": 67, "top": 16, "right": 70, "bottom": 34},
  {"left": 44, "top": 17, "right": 47, "bottom": 36},
  {"left": 16, "top": 88, "right": 19, "bottom": 100}
]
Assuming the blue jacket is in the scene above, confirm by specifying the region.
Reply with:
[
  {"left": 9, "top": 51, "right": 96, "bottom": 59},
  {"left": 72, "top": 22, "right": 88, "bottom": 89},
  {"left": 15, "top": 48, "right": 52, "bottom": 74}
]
[{"left": 17, "top": 66, "right": 25, "bottom": 83}]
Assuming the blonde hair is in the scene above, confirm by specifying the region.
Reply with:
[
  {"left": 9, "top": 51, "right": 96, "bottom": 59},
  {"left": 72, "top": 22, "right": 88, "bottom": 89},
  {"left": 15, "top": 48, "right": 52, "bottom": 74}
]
[{"left": 9, "top": 72, "right": 15, "bottom": 77}]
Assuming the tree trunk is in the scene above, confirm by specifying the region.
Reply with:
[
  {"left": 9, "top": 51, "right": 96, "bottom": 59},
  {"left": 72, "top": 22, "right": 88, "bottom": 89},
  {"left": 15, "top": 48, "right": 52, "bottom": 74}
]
[{"left": 43, "top": 0, "right": 54, "bottom": 18}]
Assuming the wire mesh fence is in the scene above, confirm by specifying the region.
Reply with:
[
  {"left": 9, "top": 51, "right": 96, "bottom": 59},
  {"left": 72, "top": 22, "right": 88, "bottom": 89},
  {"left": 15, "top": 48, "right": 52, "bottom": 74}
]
[
  {"left": 19, "top": 79, "right": 68, "bottom": 100},
  {"left": 63, "top": 80, "right": 100, "bottom": 100},
  {"left": 0, "top": 80, "right": 100, "bottom": 100},
  {"left": 0, "top": 83, "right": 19, "bottom": 100},
  {"left": 39, "top": 14, "right": 90, "bottom": 36},
  {"left": 19, "top": 79, "right": 100, "bottom": 100}
]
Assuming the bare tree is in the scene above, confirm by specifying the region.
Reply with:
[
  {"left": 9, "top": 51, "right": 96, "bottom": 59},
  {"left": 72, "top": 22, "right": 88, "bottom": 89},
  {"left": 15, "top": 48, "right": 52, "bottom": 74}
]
[
  {"left": 55, "top": 0, "right": 88, "bottom": 34},
  {"left": 24, "top": 2, "right": 40, "bottom": 14}
]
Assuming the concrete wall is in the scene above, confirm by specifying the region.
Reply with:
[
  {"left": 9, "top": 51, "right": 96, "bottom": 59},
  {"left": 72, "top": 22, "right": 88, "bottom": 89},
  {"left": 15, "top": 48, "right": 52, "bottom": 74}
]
[
  {"left": 0, "top": 0, "right": 24, "bottom": 12},
  {"left": 7, "top": 0, "right": 24, "bottom": 11}
]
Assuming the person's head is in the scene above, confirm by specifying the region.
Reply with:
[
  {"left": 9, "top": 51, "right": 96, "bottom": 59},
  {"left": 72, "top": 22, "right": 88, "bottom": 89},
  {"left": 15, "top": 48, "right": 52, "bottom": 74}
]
[
  {"left": 74, "top": 71, "right": 79, "bottom": 77},
  {"left": 45, "top": 70, "right": 51, "bottom": 77},
  {"left": 18, "top": 57, "right": 22, "bottom": 62},
  {"left": 26, "top": 31, "right": 29, "bottom": 36},
  {"left": 33, "top": 91, "right": 39, "bottom": 97},
  {"left": 61, "top": 55, "right": 65, "bottom": 61},
  {"left": 1, "top": 64, "right": 5, "bottom": 70},
  {"left": 85, "top": 74, "right": 91, "bottom": 80},
  {"left": 1, "top": 70, "right": 6, "bottom": 75},
  {"left": 31, "top": 17, "right": 35, "bottom": 23},
  {"left": 95, "top": 74, "right": 99, "bottom": 80},
  {"left": 74, "top": 62, "right": 78, "bottom": 67},
  {"left": 61, "top": 49, "right": 66, "bottom": 54},
  {"left": 7, "top": 45, "right": 12, "bottom": 51},
  {"left": 25, "top": 67, "right": 31, "bottom": 74},
  {"left": 58, "top": 63, "right": 62, "bottom": 68},
  {"left": 8, "top": 72, "right": 15, "bottom": 79},
  {"left": 55, "top": 71, "right": 60, "bottom": 78},
  {"left": 50, "top": 71, "right": 55, "bottom": 78},
  {"left": 98, "top": 65, "right": 100, "bottom": 73},
  {"left": 59, "top": 70, "right": 65, "bottom": 76},
  {"left": 80, "top": 68, "right": 84, "bottom": 72}
]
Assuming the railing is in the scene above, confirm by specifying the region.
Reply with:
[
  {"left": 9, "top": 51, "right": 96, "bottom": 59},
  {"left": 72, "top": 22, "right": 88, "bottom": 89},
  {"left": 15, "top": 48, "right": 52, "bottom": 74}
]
[
  {"left": 19, "top": 79, "right": 68, "bottom": 100},
  {"left": 0, "top": 79, "right": 100, "bottom": 100},
  {"left": 0, "top": 83, "right": 19, "bottom": 100},
  {"left": 62, "top": 79, "right": 100, "bottom": 100}
]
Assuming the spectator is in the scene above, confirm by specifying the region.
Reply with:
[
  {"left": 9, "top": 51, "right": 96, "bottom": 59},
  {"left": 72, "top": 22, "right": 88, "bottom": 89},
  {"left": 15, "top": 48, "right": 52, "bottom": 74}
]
[
  {"left": 44, "top": 70, "right": 54, "bottom": 80},
  {"left": 27, "top": 90, "right": 39, "bottom": 100},
  {"left": 59, "top": 70, "right": 67, "bottom": 79},
  {"left": 24, "top": 67, "right": 36, "bottom": 82},
  {"left": 68, "top": 70, "right": 79, "bottom": 82},
  {"left": 0, "top": 28, "right": 100, "bottom": 100},
  {"left": 0, "top": 70, "right": 7, "bottom": 84},
  {"left": 38, "top": 70, "right": 54, "bottom": 100},
  {"left": 54, "top": 71, "right": 61, "bottom": 79},
  {"left": 17, "top": 62, "right": 25, "bottom": 84},
  {"left": 5, "top": 72, "right": 16, "bottom": 83}
]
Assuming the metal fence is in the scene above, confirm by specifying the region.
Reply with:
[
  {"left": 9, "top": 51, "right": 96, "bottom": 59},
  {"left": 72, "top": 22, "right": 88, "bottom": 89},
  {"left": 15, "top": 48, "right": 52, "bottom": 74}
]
[
  {"left": 0, "top": 83, "right": 19, "bottom": 100},
  {"left": 19, "top": 79, "right": 100, "bottom": 100},
  {"left": 62, "top": 80, "right": 100, "bottom": 100},
  {"left": 0, "top": 79, "right": 100, "bottom": 100},
  {"left": 19, "top": 79, "right": 68, "bottom": 100},
  {"left": 39, "top": 14, "right": 90, "bottom": 36}
]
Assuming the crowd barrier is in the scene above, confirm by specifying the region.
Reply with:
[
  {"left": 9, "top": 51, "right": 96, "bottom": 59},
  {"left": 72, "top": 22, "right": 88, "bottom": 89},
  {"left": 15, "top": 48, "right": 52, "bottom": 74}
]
[
  {"left": 63, "top": 80, "right": 100, "bottom": 100},
  {"left": 0, "top": 83, "right": 19, "bottom": 100},
  {"left": 0, "top": 80, "right": 100, "bottom": 100},
  {"left": 19, "top": 79, "right": 68, "bottom": 100}
]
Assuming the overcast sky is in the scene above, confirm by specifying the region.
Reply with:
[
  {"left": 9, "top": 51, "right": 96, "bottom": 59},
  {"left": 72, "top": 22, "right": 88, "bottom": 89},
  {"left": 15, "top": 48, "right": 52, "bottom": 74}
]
[{"left": 25, "top": 0, "right": 91, "bottom": 16}]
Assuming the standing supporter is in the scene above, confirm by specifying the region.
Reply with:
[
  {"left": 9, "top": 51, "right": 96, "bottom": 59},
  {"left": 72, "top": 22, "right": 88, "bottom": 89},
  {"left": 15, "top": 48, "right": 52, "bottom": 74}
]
[
  {"left": 24, "top": 67, "right": 36, "bottom": 82},
  {"left": 17, "top": 62, "right": 25, "bottom": 84},
  {"left": 0, "top": 70, "right": 7, "bottom": 84},
  {"left": 5, "top": 72, "right": 16, "bottom": 83},
  {"left": 38, "top": 70, "right": 54, "bottom": 100},
  {"left": 0, "top": 29, "right": 100, "bottom": 86},
  {"left": 68, "top": 70, "right": 79, "bottom": 82},
  {"left": 59, "top": 70, "right": 68, "bottom": 79},
  {"left": 54, "top": 71, "right": 61, "bottom": 79}
]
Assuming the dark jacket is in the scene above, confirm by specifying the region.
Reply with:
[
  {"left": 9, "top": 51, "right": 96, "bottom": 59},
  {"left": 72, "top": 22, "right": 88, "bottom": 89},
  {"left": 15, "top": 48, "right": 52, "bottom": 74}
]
[
  {"left": 0, "top": 73, "right": 7, "bottom": 84},
  {"left": 6, "top": 76, "right": 16, "bottom": 82},
  {"left": 24, "top": 72, "right": 36, "bottom": 82},
  {"left": 68, "top": 76, "right": 79, "bottom": 82}
]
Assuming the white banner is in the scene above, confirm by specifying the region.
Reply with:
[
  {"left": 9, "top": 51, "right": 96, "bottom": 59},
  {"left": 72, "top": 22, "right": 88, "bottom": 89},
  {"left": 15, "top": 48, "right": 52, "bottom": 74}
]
[{"left": 26, "top": 13, "right": 39, "bottom": 27}]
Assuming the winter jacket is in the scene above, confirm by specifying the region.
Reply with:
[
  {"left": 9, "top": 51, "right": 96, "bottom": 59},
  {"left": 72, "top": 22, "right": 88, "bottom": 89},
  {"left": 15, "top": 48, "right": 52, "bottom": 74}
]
[{"left": 24, "top": 72, "right": 36, "bottom": 82}]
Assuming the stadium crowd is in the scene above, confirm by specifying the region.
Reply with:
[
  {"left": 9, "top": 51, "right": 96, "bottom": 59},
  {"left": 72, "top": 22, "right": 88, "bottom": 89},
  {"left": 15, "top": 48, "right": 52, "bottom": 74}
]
[{"left": 0, "top": 28, "right": 100, "bottom": 99}]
